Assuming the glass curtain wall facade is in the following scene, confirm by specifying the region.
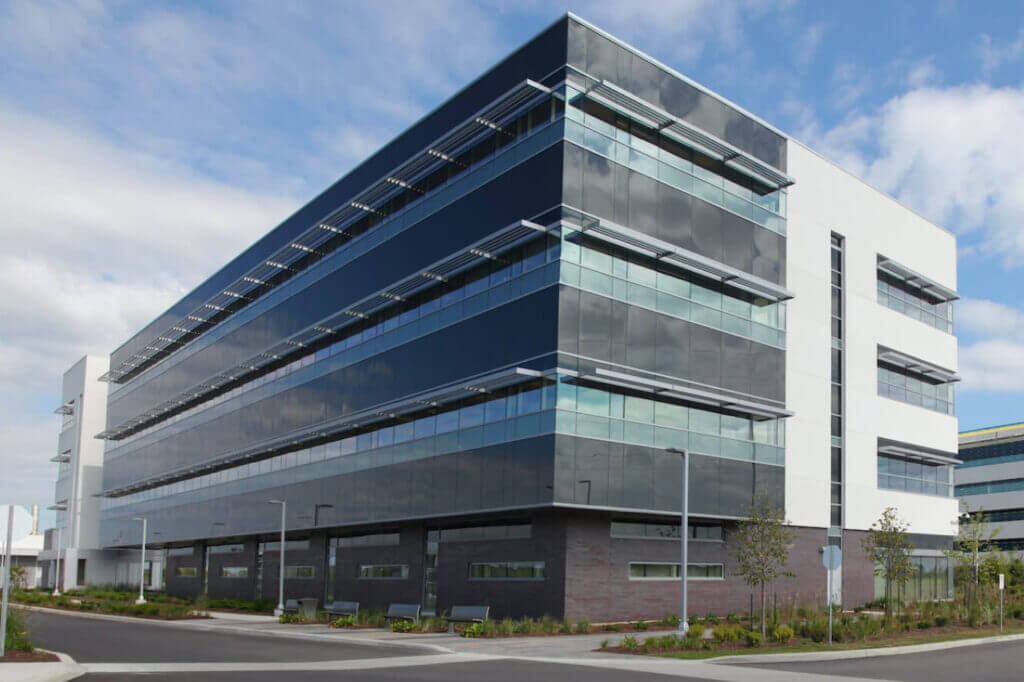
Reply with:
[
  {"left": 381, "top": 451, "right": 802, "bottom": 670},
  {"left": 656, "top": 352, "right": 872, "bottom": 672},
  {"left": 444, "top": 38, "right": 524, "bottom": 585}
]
[{"left": 98, "top": 16, "right": 793, "bottom": 619}]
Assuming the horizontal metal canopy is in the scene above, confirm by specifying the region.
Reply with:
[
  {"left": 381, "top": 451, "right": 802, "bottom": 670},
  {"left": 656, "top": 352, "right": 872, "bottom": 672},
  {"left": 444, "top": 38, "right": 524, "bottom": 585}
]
[
  {"left": 574, "top": 73, "right": 794, "bottom": 191},
  {"left": 53, "top": 401, "right": 74, "bottom": 415},
  {"left": 99, "top": 366, "right": 549, "bottom": 498},
  {"left": 567, "top": 214, "right": 793, "bottom": 303},
  {"left": 101, "top": 79, "right": 553, "bottom": 385},
  {"left": 877, "top": 256, "right": 958, "bottom": 303},
  {"left": 878, "top": 346, "right": 961, "bottom": 383},
  {"left": 47, "top": 502, "right": 67, "bottom": 511},
  {"left": 50, "top": 454, "right": 70, "bottom": 463},
  {"left": 98, "top": 220, "right": 551, "bottom": 441},
  {"left": 878, "top": 437, "right": 961, "bottom": 465},
  {"left": 578, "top": 367, "right": 793, "bottom": 420}
]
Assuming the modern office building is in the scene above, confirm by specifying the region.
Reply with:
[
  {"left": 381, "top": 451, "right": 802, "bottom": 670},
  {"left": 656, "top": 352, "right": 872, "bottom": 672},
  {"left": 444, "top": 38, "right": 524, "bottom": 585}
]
[
  {"left": 94, "top": 14, "right": 959, "bottom": 619},
  {"left": 40, "top": 356, "right": 156, "bottom": 590},
  {"left": 957, "top": 422, "right": 1024, "bottom": 552}
]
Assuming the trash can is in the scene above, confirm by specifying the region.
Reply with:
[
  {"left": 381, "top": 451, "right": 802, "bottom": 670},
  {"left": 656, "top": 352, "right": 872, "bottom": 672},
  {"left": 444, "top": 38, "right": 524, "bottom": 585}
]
[{"left": 298, "top": 597, "right": 318, "bottom": 621}]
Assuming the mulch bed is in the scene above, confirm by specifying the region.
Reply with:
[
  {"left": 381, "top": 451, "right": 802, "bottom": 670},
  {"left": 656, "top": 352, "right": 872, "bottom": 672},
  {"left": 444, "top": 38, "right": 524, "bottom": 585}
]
[{"left": 0, "top": 650, "right": 60, "bottom": 663}]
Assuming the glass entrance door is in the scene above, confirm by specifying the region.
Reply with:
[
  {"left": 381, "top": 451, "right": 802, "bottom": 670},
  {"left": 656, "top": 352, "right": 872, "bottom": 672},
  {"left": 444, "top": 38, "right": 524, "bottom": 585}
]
[{"left": 422, "top": 530, "right": 439, "bottom": 615}]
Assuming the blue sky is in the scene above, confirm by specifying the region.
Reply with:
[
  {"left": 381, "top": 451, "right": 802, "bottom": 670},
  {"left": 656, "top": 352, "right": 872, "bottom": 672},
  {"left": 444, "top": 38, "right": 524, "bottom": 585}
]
[{"left": 3, "top": 0, "right": 1024, "bottom": 515}]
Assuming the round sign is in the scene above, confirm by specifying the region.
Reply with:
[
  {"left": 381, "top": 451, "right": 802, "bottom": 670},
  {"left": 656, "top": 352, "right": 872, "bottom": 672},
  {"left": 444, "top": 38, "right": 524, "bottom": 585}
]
[{"left": 822, "top": 545, "right": 842, "bottom": 570}]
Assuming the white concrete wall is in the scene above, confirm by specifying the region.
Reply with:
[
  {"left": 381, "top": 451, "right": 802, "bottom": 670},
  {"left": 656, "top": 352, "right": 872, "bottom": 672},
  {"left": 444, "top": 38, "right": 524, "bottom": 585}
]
[
  {"left": 785, "top": 141, "right": 959, "bottom": 538},
  {"left": 56, "top": 356, "right": 109, "bottom": 552}
]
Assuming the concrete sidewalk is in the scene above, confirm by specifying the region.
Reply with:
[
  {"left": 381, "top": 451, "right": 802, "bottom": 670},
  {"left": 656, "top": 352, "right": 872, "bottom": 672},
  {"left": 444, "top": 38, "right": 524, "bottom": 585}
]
[{"left": 0, "top": 650, "right": 84, "bottom": 682}]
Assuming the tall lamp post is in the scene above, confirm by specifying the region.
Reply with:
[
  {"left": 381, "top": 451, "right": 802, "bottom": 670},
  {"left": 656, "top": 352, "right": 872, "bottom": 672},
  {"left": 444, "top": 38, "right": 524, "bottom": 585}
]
[
  {"left": 667, "top": 447, "right": 690, "bottom": 635},
  {"left": 53, "top": 525, "right": 63, "bottom": 596},
  {"left": 132, "top": 517, "right": 147, "bottom": 604},
  {"left": 268, "top": 500, "right": 286, "bottom": 616}
]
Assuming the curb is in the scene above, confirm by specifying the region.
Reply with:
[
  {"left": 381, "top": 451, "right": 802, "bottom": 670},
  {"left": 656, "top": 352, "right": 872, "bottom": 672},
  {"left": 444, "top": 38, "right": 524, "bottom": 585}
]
[
  {"left": 708, "top": 631, "right": 1024, "bottom": 664},
  {"left": 20, "top": 605, "right": 455, "bottom": 655},
  {"left": 0, "top": 649, "right": 85, "bottom": 682}
]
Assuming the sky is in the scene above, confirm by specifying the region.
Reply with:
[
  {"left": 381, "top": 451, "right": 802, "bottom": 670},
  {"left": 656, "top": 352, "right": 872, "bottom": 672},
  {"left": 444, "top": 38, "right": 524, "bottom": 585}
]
[{"left": 3, "top": 0, "right": 1024, "bottom": 521}]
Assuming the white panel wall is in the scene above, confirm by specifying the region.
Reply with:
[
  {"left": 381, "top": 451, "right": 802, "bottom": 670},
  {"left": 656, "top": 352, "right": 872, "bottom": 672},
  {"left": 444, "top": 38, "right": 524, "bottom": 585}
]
[{"left": 785, "top": 141, "right": 959, "bottom": 537}]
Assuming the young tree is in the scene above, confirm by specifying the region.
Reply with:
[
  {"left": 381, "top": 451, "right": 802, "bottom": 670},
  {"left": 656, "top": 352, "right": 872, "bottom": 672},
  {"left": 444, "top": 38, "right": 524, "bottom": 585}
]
[
  {"left": 946, "top": 504, "right": 999, "bottom": 625},
  {"left": 731, "top": 496, "right": 794, "bottom": 638},
  {"left": 862, "top": 507, "right": 915, "bottom": 621}
]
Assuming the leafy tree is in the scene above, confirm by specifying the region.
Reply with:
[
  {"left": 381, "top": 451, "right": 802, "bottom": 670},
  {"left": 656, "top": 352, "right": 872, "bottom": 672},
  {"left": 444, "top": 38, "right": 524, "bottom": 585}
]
[
  {"left": 862, "top": 507, "right": 915, "bottom": 621},
  {"left": 946, "top": 504, "right": 999, "bottom": 625},
  {"left": 731, "top": 496, "right": 794, "bottom": 638}
]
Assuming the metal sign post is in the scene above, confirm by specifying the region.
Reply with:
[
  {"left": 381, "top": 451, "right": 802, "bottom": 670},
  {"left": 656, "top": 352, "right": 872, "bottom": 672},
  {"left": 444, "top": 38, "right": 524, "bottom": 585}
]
[
  {"left": 821, "top": 545, "right": 842, "bottom": 646},
  {"left": 999, "top": 573, "right": 1005, "bottom": 632}
]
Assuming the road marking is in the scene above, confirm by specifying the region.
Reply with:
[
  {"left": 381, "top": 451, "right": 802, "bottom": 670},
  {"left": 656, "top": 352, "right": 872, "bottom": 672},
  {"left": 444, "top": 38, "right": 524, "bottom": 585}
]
[{"left": 81, "top": 653, "right": 495, "bottom": 674}]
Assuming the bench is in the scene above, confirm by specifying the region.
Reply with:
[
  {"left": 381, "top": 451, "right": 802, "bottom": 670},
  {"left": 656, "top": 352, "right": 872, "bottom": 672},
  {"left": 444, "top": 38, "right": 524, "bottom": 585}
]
[
  {"left": 447, "top": 605, "right": 489, "bottom": 633},
  {"left": 386, "top": 603, "right": 421, "bottom": 624},
  {"left": 282, "top": 599, "right": 300, "bottom": 614},
  {"left": 324, "top": 600, "right": 359, "bottom": 619}
]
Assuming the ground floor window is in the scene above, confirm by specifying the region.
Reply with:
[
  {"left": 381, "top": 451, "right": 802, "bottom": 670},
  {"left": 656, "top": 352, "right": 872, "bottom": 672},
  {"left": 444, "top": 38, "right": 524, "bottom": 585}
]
[
  {"left": 359, "top": 564, "right": 409, "bottom": 579},
  {"left": 175, "top": 566, "right": 197, "bottom": 578},
  {"left": 874, "top": 555, "right": 951, "bottom": 602},
  {"left": 628, "top": 562, "right": 724, "bottom": 580},
  {"left": 469, "top": 561, "right": 545, "bottom": 580},
  {"left": 221, "top": 566, "right": 248, "bottom": 578},
  {"left": 284, "top": 565, "right": 315, "bottom": 579}
]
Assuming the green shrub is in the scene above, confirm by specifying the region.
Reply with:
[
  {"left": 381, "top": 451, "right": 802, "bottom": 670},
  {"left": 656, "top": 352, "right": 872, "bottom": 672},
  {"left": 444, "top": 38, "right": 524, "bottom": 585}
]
[
  {"left": 329, "top": 616, "right": 356, "bottom": 628},
  {"left": 657, "top": 614, "right": 680, "bottom": 627},
  {"left": 622, "top": 635, "right": 639, "bottom": 650},
  {"left": 560, "top": 615, "right": 573, "bottom": 634},
  {"left": 772, "top": 625, "right": 794, "bottom": 644},
  {"left": 713, "top": 625, "right": 743, "bottom": 644},
  {"left": 540, "top": 615, "right": 557, "bottom": 635},
  {"left": 744, "top": 630, "right": 763, "bottom": 648},
  {"left": 916, "top": 620, "right": 932, "bottom": 630},
  {"left": 684, "top": 623, "right": 705, "bottom": 642},
  {"left": 725, "top": 612, "right": 739, "bottom": 624},
  {"left": 514, "top": 618, "right": 537, "bottom": 635},
  {"left": 602, "top": 623, "right": 624, "bottom": 632},
  {"left": 461, "top": 622, "right": 484, "bottom": 638},
  {"left": 633, "top": 619, "right": 649, "bottom": 631},
  {"left": 390, "top": 619, "right": 416, "bottom": 633},
  {"left": 644, "top": 634, "right": 679, "bottom": 651},
  {"left": 481, "top": 619, "right": 499, "bottom": 637},
  {"left": 600, "top": 639, "right": 609, "bottom": 649},
  {"left": 574, "top": 618, "right": 591, "bottom": 634},
  {"left": 4, "top": 607, "right": 33, "bottom": 652},
  {"left": 704, "top": 613, "right": 720, "bottom": 626},
  {"left": 934, "top": 615, "right": 949, "bottom": 627},
  {"left": 498, "top": 618, "right": 515, "bottom": 637},
  {"left": 278, "top": 613, "right": 303, "bottom": 624}
]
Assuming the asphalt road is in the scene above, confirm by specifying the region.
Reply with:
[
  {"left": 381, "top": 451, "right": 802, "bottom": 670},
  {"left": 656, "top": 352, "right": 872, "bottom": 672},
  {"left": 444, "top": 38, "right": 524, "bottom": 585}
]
[
  {"left": 23, "top": 609, "right": 420, "bottom": 663},
  {"left": 746, "top": 639, "right": 1024, "bottom": 682}
]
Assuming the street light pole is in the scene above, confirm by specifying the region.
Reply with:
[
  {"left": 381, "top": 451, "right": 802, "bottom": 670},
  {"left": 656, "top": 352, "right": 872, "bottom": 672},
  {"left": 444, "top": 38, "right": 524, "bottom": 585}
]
[
  {"left": 269, "top": 500, "right": 286, "bottom": 616},
  {"left": 133, "top": 517, "right": 147, "bottom": 604},
  {"left": 53, "top": 525, "right": 63, "bottom": 596},
  {"left": 667, "top": 447, "right": 690, "bottom": 635},
  {"left": 1, "top": 505, "right": 15, "bottom": 658}
]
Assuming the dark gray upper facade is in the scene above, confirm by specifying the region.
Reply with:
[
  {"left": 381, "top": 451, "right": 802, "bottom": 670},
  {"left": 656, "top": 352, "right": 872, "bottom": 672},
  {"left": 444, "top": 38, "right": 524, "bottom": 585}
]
[{"left": 99, "top": 15, "right": 790, "bottom": 549}]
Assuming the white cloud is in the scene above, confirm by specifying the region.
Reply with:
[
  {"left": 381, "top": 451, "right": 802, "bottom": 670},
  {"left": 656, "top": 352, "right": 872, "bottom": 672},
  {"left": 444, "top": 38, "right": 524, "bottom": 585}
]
[
  {"left": 956, "top": 298, "right": 1024, "bottom": 393},
  {"left": 905, "top": 57, "right": 938, "bottom": 89},
  {"left": 796, "top": 23, "right": 827, "bottom": 68},
  {"left": 805, "top": 84, "right": 1024, "bottom": 267},
  {"left": 958, "top": 298, "right": 1024, "bottom": 339},
  {"left": 829, "top": 60, "right": 871, "bottom": 110},
  {"left": 960, "top": 340, "right": 1024, "bottom": 393},
  {"left": 0, "top": 107, "right": 297, "bottom": 508},
  {"left": 977, "top": 27, "right": 1024, "bottom": 73}
]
